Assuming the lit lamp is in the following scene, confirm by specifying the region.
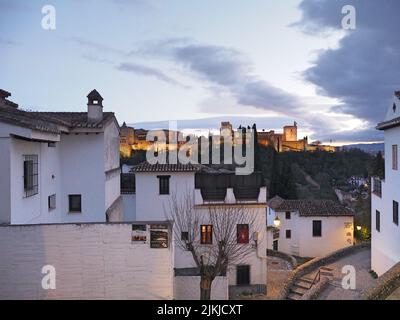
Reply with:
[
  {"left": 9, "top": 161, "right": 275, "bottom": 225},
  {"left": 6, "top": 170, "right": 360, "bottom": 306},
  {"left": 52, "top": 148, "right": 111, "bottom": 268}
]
[
  {"left": 273, "top": 216, "right": 281, "bottom": 228},
  {"left": 356, "top": 226, "right": 362, "bottom": 231}
]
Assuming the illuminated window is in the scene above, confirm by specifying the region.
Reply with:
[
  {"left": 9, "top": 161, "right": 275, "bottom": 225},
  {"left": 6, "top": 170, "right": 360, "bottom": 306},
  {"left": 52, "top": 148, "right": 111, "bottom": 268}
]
[
  {"left": 200, "top": 225, "right": 213, "bottom": 244},
  {"left": 237, "top": 224, "right": 249, "bottom": 244}
]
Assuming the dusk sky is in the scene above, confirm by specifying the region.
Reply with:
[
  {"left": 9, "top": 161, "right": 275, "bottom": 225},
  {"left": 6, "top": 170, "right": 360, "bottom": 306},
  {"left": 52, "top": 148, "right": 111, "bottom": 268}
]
[{"left": 1, "top": 0, "right": 399, "bottom": 144}]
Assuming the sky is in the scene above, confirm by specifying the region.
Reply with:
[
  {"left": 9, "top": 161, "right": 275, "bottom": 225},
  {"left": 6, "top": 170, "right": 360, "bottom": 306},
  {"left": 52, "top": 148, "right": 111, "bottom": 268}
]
[{"left": 1, "top": 0, "right": 399, "bottom": 144}]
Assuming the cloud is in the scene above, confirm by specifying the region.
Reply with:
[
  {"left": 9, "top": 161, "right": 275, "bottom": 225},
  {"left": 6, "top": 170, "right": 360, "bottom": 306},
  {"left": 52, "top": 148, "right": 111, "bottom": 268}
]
[
  {"left": 296, "top": 0, "right": 400, "bottom": 128},
  {"left": 0, "top": 38, "right": 18, "bottom": 46},
  {"left": 151, "top": 40, "right": 305, "bottom": 120},
  {"left": 65, "top": 36, "right": 127, "bottom": 55},
  {"left": 116, "top": 62, "right": 189, "bottom": 88}
]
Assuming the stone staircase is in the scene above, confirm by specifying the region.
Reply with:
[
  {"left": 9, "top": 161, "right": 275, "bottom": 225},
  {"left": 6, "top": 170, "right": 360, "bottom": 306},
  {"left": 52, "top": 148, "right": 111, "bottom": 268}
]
[{"left": 287, "top": 266, "right": 334, "bottom": 300}]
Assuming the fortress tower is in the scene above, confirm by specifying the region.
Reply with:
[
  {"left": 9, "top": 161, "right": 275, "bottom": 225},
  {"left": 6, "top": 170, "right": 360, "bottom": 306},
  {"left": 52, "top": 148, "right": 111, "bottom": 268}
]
[{"left": 283, "top": 121, "right": 298, "bottom": 142}]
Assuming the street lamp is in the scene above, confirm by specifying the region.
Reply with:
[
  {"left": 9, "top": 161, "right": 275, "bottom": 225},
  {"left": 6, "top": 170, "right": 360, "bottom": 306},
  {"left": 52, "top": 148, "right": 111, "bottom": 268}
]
[{"left": 273, "top": 216, "right": 281, "bottom": 228}]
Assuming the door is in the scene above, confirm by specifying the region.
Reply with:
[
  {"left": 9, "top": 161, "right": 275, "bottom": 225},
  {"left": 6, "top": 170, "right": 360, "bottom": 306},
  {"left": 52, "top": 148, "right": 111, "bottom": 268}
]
[
  {"left": 236, "top": 265, "right": 250, "bottom": 285},
  {"left": 273, "top": 240, "right": 278, "bottom": 251}
]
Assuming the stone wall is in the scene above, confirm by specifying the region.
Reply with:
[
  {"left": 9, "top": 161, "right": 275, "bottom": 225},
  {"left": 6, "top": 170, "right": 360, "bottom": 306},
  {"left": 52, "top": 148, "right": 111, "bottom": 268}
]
[
  {"left": 277, "top": 242, "right": 370, "bottom": 299},
  {"left": 362, "top": 261, "right": 400, "bottom": 300},
  {"left": 266, "top": 249, "right": 298, "bottom": 269},
  {"left": 0, "top": 223, "right": 174, "bottom": 299}
]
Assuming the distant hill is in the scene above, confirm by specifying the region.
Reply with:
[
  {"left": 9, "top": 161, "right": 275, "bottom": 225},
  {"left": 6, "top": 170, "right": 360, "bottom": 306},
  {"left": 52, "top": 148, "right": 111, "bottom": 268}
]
[{"left": 340, "top": 143, "right": 384, "bottom": 154}]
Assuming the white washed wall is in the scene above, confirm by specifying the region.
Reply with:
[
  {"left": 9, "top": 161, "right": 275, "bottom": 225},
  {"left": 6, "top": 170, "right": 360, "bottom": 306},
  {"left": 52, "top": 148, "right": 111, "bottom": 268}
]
[
  {"left": 174, "top": 276, "right": 228, "bottom": 300},
  {"left": 372, "top": 126, "right": 400, "bottom": 276},
  {"left": 0, "top": 223, "right": 174, "bottom": 300}
]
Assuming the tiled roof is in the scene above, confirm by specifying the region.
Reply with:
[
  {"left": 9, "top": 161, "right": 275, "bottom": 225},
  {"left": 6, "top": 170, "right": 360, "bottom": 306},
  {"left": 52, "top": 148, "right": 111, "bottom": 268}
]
[
  {"left": 273, "top": 199, "right": 354, "bottom": 217},
  {"left": 0, "top": 105, "right": 60, "bottom": 133},
  {"left": 376, "top": 116, "right": 400, "bottom": 130},
  {"left": 37, "top": 112, "right": 115, "bottom": 129},
  {"left": 0, "top": 104, "right": 116, "bottom": 133},
  {"left": 131, "top": 161, "right": 202, "bottom": 173}
]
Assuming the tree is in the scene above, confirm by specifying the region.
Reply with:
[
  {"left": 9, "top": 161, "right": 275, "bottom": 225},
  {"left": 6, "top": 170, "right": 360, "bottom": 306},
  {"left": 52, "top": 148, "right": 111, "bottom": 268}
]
[
  {"left": 369, "top": 151, "right": 385, "bottom": 178},
  {"left": 165, "top": 192, "right": 259, "bottom": 300}
]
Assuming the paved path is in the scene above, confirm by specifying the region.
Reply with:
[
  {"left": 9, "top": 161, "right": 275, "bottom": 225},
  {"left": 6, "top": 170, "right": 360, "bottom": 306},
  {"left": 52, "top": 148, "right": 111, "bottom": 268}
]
[
  {"left": 313, "top": 248, "right": 377, "bottom": 300},
  {"left": 265, "top": 256, "right": 293, "bottom": 300}
]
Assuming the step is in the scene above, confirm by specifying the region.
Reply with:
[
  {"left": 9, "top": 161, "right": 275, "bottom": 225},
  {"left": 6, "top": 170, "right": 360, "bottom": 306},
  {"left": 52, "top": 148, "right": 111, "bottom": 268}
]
[
  {"left": 290, "top": 286, "right": 308, "bottom": 295},
  {"left": 287, "top": 293, "right": 302, "bottom": 300},
  {"left": 320, "top": 271, "right": 334, "bottom": 276},
  {"left": 293, "top": 282, "right": 312, "bottom": 290},
  {"left": 320, "top": 266, "right": 334, "bottom": 272},
  {"left": 299, "top": 277, "right": 314, "bottom": 284}
]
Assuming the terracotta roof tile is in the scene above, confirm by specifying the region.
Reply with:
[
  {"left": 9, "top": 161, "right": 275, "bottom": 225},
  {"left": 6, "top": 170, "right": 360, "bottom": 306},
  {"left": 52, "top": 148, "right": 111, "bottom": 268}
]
[{"left": 272, "top": 199, "right": 354, "bottom": 217}]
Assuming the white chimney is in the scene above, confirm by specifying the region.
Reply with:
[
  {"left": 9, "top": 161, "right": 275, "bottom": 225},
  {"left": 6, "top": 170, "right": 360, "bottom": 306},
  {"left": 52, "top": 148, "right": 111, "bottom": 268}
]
[{"left": 87, "top": 89, "right": 103, "bottom": 122}]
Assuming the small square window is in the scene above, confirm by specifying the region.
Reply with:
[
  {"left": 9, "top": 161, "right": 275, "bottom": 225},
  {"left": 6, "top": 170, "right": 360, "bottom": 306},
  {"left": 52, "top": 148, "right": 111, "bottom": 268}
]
[
  {"left": 48, "top": 142, "right": 56, "bottom": 148},
  {"left": 48, "top": 194, "right": 56, "bottom": 210},
  {"left": 285, "top": 211, "right": 291, "bottom": 220},
  {"left": 286, "top": 230, "right": 291, "bottom": 239},
  {"left": 181, "top": 231, "right": 189, "bottom": 241},
  {"left": 68, "top": 195, "right": 82, "bottom": 213}
]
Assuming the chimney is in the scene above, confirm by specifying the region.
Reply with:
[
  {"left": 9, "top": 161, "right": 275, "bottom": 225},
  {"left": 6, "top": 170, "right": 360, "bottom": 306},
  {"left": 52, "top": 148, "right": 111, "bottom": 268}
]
[
  {"left": 87, "top": 89, "right": 103, "bottom": 122},
  {"left": 0, "top": 89, "right": 18, "bottom": 108}
]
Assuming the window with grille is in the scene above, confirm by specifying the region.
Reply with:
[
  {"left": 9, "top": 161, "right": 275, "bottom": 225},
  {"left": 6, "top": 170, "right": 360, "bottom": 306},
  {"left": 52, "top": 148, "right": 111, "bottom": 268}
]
[
  {"left": 158, "top": 175, "right": 170, "bottom": 195},
  {"left": 23, "top": 155, "right": 38, "bottom": 197},
  {"left": 312, "top": 220, "right": 322, "bottom": 237},
  {"left": 200, "top": 225, "right": 213, "bottom": 244},
  {"left": 393, "top": 145, "right": 398, "bottom": 170}
]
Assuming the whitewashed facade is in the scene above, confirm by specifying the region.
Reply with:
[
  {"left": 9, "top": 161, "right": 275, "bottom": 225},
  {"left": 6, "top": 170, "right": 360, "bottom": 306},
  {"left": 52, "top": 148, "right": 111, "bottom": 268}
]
[
  {"left": 266, "top": 196, "right": 354, "bottom": 257},
  {"left": 0, "top": 89, "right": 122, "bottom": 225},
  {"left": 125, "top": 163, "right": 268, "bottom": 299},
  {"left": 371, "top": 91, "right": 400, "bottom": 276},
  {"left": 0, "top": 223, "right": 174, "bottom": 299}
]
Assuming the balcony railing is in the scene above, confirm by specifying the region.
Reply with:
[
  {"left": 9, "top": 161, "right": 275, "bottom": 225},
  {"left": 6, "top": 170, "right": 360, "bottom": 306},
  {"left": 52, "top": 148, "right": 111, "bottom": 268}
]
[{"left": 372, "top": 177, "right": 382, "bottom": 197}]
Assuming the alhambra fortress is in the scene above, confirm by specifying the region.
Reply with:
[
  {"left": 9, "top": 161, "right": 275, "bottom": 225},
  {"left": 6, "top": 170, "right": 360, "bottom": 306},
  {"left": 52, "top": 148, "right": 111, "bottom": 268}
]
[{"left": 120, "top": 121, "right": 336, "bottom": 157}]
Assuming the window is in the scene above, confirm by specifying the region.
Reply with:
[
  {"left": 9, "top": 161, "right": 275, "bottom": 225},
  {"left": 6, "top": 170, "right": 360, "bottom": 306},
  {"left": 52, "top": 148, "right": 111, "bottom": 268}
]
[
  {"left": 158, "top": 175, "right": 170, "bottom": 195},
  {"left": 181, "top": 231, "right": 189, "bottom": 241},
  {"left": 285, "top": 211, "right": 291, "bottom": 220},
  {"left": 393, "top": 145, "right": 398, "bottom": 170},
  {"left": 312, "top": 220, "right": 322, "bottom": 237},
  {"left": 237, "top": 224, "right": 249, "bottom": 244},
  {"left": 393, "top": 201, "right": 399, "bottom": 226},
  {"left": 48, "top": 142, "right": 56, "bottom": 148},
  {"left": 286, "top": 230, "right": 291, "bottom": 239},
  {"left": 68, "top": 195, "right": 82, "bottom": 213},
  {"left": 376, "top": 210, "right": 381, "bottom": 232},
  {"left": 200, "top": 225, "right": 213, "bottom": 244},
  {"left": 236, "top": 265, "right": 250, "bottom": 285},
  {"left": 23, "top": 155, "right": 38, "bottom": 197},
  {"left": 48, "top": 194, "right": 56, "bottom": 210}
]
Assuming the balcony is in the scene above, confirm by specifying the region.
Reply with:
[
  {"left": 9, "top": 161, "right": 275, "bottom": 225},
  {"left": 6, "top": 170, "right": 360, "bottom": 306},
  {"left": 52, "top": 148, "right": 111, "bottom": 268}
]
[{"left": 195, "top": 186, "right": 267, "bottom": 205}]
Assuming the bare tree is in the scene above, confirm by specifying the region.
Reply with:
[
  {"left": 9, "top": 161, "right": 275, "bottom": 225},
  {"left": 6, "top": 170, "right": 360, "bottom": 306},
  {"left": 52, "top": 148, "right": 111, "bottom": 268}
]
[{"left": 165, "top": 191, "right": 260, "bottom": 300}]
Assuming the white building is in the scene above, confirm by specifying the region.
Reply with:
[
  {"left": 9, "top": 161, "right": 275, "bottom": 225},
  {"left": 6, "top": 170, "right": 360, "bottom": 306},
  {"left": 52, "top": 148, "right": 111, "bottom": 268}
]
[
  {"left": 0, "top": 89, "right": 122, "bottom": 225},
  {"left": 125, "top": 162, "right": 268, "bottom": 299},
  {"left": 371, "top": 90, "right": 400, "bottom": 276},
  {"left": 267, "top": 196, "right": 354, "bottom": 257}
]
